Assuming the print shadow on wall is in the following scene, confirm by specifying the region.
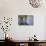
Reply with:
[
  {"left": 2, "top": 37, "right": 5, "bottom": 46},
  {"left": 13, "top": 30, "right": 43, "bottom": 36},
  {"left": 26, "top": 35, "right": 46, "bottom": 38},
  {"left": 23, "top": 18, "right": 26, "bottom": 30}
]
[{"left": 18, "top": 15, "right": 34, "bottom": 25}]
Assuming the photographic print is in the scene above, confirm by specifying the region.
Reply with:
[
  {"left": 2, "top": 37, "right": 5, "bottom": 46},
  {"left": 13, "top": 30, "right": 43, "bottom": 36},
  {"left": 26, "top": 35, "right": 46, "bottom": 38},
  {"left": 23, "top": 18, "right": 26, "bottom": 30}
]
[{"left": 18, "top": 15, "right": 34, "bottom": 25}]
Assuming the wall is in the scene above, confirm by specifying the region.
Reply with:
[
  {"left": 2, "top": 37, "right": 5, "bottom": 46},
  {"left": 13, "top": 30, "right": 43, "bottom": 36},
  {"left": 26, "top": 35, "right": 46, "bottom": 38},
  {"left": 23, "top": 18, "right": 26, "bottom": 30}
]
[
  {"left": 0, "top": 0, "right": 46, "bottom": 40},
  {"left": 44, "top": 16, "right": 46, "bottom": 40},
  {"left": 0, "top": 0, "right": 16, "bottom": 40},
  {"left": 8, "top": 15, "right": 45, "bottom": 40},
  {"left": 15, "top": 0, "right": 46, "bottom": 40}
]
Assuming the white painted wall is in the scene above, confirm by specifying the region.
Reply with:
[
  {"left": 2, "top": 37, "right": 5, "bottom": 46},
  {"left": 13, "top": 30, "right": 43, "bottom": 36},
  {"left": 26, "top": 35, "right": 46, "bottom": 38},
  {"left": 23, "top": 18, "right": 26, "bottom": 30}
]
[
  {"left": 8, "top": 15, "right": 45, "bottom": 40},
  {"left": 15, "top": 0, "right": 46, "bottom": 40},
  {"left": 0, "top": 0, "right": 46, "bottom": 40},
  {"left": 44, "top": 16, "right": 46, "bottom": 40}
]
